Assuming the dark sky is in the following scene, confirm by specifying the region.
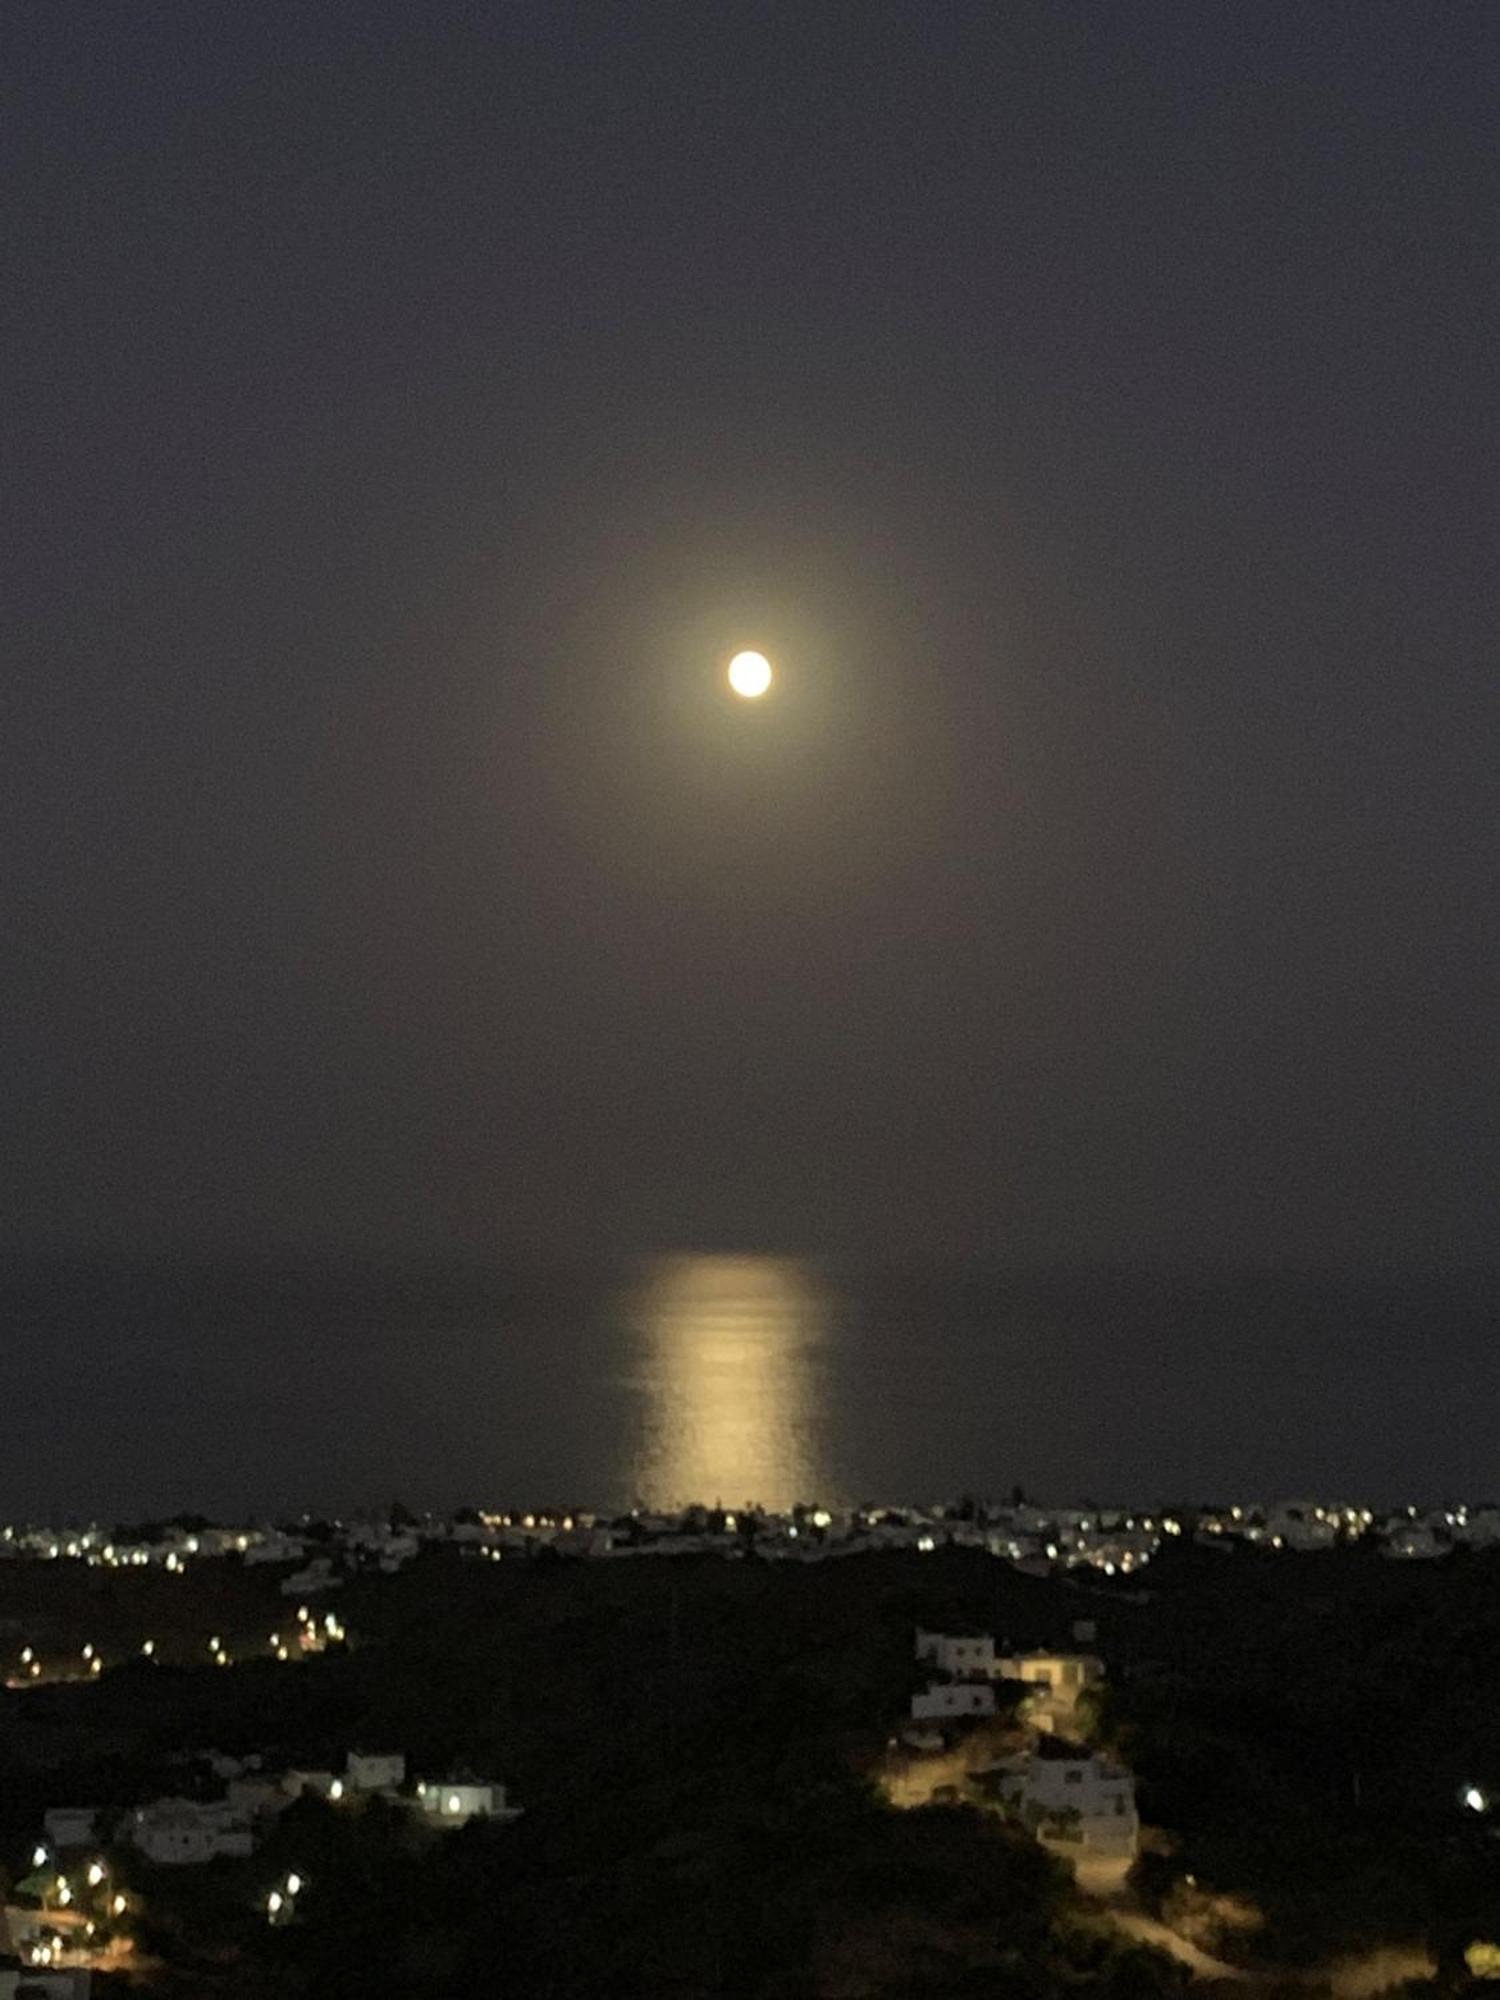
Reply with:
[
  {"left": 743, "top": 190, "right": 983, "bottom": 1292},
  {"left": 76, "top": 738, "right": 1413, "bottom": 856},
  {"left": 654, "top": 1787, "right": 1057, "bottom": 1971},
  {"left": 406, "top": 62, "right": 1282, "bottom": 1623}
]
[{"left": 6, "top": 1, "right": 1497, "bottom": 1272}]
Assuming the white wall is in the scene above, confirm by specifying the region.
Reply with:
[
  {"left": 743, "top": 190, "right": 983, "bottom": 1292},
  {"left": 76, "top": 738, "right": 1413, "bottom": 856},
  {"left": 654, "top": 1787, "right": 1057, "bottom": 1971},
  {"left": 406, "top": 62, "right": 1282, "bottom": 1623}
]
[
  {"left": 911, "top": 1684, "right": 996, "bottom": 1720},
  {"left": 346, "top": 1752, "right": 405, "bottom": 1792}
]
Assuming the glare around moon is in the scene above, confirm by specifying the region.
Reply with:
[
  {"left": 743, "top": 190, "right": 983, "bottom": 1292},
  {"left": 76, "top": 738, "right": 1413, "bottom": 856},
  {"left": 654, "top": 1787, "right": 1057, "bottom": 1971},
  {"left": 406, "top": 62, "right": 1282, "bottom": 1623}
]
[{"left": 727, "top": 650, "right": 773, "bottom": 698}]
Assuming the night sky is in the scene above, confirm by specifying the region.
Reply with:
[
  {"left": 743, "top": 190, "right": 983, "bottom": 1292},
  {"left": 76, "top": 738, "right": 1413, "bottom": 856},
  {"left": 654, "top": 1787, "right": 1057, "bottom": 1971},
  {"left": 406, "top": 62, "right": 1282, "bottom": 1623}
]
[{"left": 7, "top": 1, "right": 1498, "bottom": 1275}]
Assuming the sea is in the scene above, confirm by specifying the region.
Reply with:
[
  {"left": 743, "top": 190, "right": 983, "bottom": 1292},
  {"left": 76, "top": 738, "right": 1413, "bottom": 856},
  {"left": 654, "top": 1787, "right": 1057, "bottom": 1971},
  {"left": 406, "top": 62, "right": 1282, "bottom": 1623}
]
[{"left": 2, "top": 1253, "right": 1493, "bottom": 1523}]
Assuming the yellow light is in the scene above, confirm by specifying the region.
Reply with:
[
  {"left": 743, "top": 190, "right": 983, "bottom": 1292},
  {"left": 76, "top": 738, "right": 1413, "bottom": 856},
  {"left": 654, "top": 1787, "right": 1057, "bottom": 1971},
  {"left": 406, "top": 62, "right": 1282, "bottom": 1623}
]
[
  {"left": 87, "top": 1862, "right": 105, "bottom": 1886},
  {"left": 727, "top": 650, "right": 773, "bottom": 698},
  {"left": 627, "top": 1254, "right": 828, "bottom": 1512},
  {"left": 111, "top": 1893, "right": 127, "bottom": 1915}
]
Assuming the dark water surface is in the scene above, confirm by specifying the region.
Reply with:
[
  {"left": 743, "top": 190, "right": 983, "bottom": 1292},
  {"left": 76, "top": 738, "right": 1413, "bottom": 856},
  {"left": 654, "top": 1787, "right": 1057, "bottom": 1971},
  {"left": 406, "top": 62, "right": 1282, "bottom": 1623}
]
[{"left": 3, "top": 1254, "right": 1493, "bottom": 1519}]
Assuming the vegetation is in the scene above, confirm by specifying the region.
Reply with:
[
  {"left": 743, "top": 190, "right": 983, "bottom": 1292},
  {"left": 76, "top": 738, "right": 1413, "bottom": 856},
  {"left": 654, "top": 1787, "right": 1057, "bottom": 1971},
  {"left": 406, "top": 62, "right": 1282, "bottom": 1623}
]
[{"left": 1097, "top": 1540, "right": 1500, "bottom": 1971}]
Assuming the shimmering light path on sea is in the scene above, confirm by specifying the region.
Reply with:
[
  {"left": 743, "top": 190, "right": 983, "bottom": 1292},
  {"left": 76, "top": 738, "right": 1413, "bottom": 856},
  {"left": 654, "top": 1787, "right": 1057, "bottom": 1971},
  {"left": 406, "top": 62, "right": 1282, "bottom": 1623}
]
[{"left": 622, "top": 1254, "right": 833, "bottom": 1512}]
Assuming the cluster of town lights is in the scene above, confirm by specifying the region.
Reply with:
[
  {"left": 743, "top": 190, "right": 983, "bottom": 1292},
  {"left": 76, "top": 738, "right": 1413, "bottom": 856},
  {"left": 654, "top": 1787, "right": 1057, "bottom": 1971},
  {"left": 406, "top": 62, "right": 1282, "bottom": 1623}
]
[
  {"left": 22, "top": 1851, "right": 127, "bottom": 1964},
  {"left": 0, "top": 1525, "right": 247, "bottom": 1567},
  {"left": 12, "top": 1610, "right": 348, "bottom": 1685}
]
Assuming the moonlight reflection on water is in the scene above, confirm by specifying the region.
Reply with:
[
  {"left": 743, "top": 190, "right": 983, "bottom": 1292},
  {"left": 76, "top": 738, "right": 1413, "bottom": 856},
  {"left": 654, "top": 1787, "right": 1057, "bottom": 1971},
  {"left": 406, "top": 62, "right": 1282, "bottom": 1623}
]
[{"left": 625, "top": 1254, "right": 832, "bottom": 1511}]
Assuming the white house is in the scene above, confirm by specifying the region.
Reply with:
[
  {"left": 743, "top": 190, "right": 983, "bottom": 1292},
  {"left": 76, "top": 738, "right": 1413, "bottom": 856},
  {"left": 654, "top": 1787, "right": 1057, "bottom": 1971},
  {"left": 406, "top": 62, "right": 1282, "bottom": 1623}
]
[
  {"left": 1382, "top": 1523, "right": 1447, "bottom": 1560},
  {"left": 991, "top": 1750, "right": 1138, "bottom": 1857},
  {"left": 41, "top": 1808, "right": 97, "bottom": 1849},
  {"left": 346, "top": 1524, "right": 421, "bottom": 1569},
  {"left": 346, "top": 1751, "right": 405, "bottom": 1793},
  {"left": 0, "top": 1966, "right": 93, "bottom": 1998},
  {"left": 413, "top": 1779, "right": 520, "bottom": 1827},
  {"left": 914, "top": 1631, "right": 997, "bottom": 1679},
  {"left": 128, "top": 1798, "right": 254, "bottom": 1865},
  {"left": 911, "top": 1683, "right": 996, "bottom": 1721},
  {"left": 243, "top": 1534, "right": 307, "bottom": 1566},
  {"left": 996, "top": 1652, "right": 1104, "bottom": 1729}
]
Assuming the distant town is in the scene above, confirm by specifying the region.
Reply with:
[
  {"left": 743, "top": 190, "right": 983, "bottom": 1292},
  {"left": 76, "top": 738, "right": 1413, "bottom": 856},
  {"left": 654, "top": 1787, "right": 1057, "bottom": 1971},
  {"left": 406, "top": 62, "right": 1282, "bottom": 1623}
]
[
  {"left": 1, "top": 1489, "right": 1491, "bottom": 1621},
  {"left": 2, "top": 1493, "right": 1497, "bottom": 1995}
]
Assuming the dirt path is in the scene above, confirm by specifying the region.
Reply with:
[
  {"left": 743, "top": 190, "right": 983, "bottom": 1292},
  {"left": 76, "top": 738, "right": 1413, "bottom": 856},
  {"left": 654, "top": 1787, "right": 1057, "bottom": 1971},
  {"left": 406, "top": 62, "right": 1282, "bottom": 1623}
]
[
  {"left": 1104, "top": 1904, "right": 1251, "bottom": 1980},
  {"left": 1074, "top": 1865, "right": 1432, "bottom": 1993}
]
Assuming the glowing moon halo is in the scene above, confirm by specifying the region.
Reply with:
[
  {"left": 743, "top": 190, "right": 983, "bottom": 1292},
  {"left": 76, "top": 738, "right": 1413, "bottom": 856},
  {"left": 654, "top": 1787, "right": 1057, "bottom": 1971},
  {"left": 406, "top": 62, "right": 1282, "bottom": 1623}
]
[{"left": 727, "top": 650, "right": 773, "bottom": 698}]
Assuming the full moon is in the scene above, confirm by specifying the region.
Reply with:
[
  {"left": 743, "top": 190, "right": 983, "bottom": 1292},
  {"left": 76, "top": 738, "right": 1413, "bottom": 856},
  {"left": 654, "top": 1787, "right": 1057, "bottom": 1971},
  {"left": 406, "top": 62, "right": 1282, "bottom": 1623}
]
[{"left": 727, "top": 650, "right": 773, "bottom": 699}]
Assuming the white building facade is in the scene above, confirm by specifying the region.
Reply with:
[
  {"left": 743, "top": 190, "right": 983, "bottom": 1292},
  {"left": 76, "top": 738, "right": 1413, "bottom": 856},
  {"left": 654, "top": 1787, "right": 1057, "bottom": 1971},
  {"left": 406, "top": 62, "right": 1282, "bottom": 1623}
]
[
  {"left": 128, "top": 1798, "right": 254, "bottom": 1865},
  {"left": 413, "top": 1780, "right": 519, "bottom": 1826},
  {"left": 346, "top": 1751, "right": 406, "bottom": 1793},
  {"left": 910, "top": 1683, "right": 996, "bottom": 1721},
  {"left": 41, "top": 1808, "right": 97, "bottom": 1849},
  {"left": 992, "top": 1751, "right": 1138, "bottom": 1858},
  {"left": 914, "top": 1631, "right": 997, "bottom": 1678}
]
